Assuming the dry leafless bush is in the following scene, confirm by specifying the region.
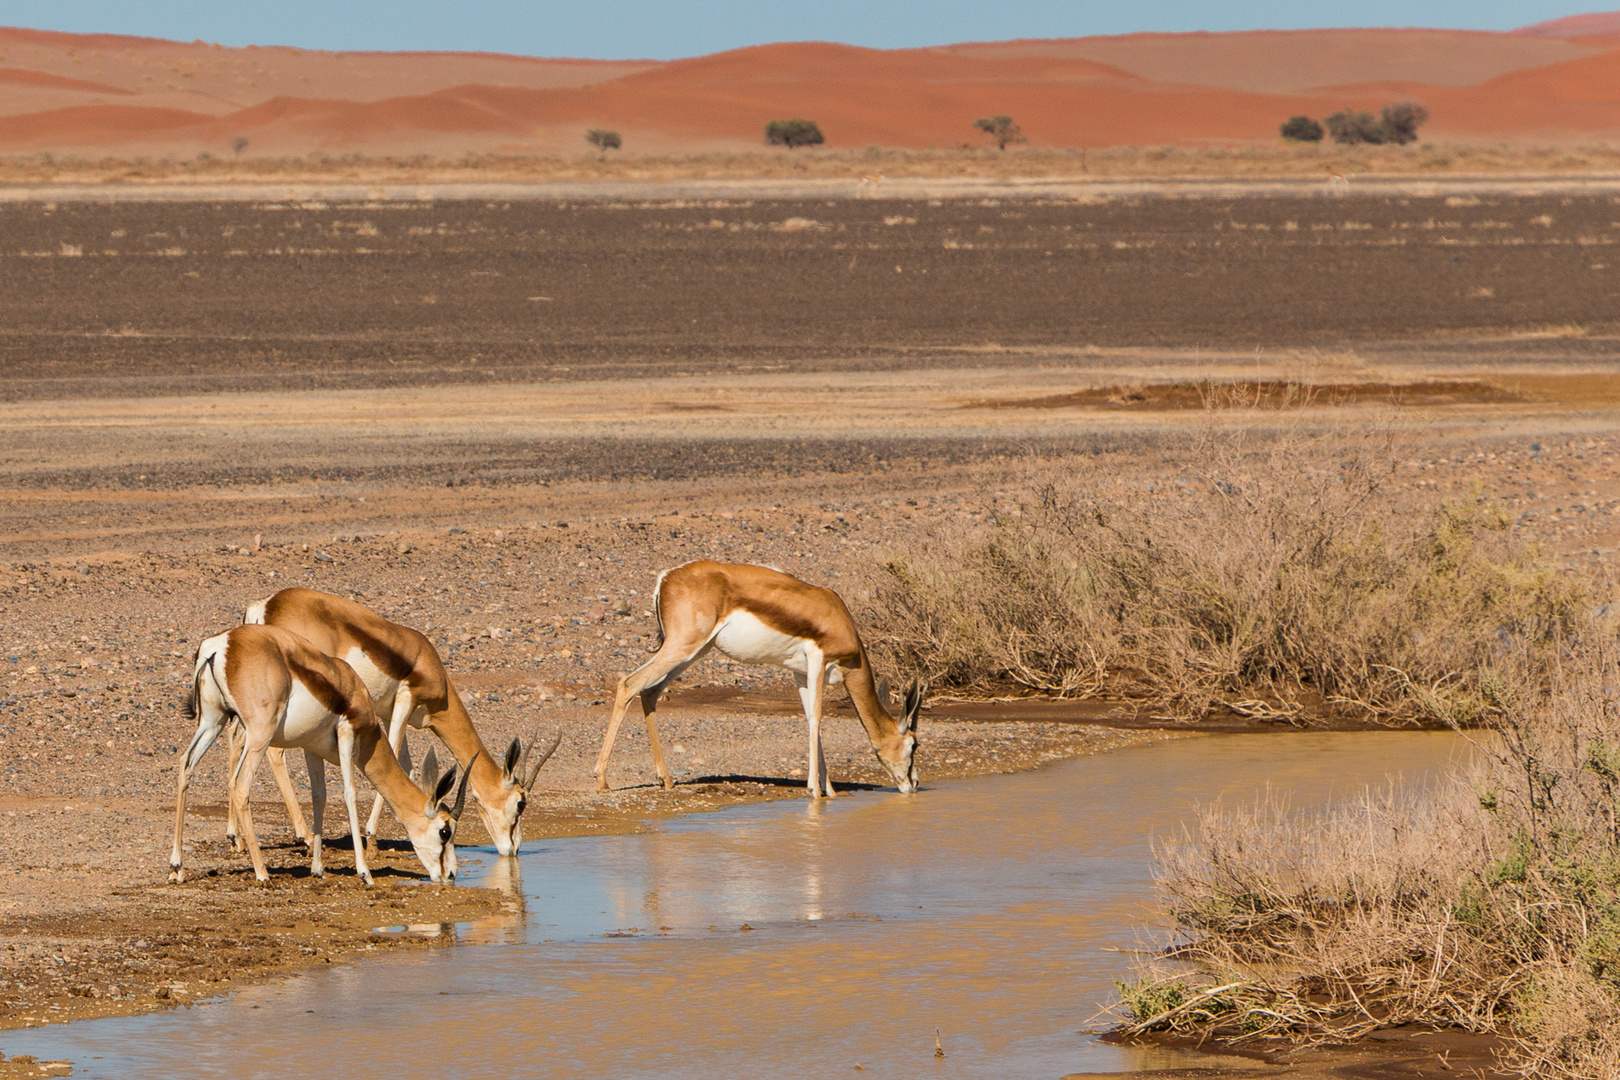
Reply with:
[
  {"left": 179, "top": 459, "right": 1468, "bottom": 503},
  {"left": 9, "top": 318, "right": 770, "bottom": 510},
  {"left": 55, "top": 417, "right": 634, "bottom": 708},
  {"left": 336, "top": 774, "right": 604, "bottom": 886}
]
[
  {"left": 10, "top": 142, "right": 1620, "bottom": 185},
  {"left": 871, "top": 411, "right": 1585, "bottom": 723},
  {"left": 1117, "top": 632, "right": 1620, "bottom": 1077}
]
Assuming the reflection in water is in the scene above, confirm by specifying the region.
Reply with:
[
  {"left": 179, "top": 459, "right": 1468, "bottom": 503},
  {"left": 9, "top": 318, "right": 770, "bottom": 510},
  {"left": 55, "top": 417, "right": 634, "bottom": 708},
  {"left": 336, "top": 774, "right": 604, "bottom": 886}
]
[
  {"left": 17, "top": 732, "right": 1470, "bottom": 1079},
  {"left": 456, "top": 855, "right": 527, "bottom": 947}
]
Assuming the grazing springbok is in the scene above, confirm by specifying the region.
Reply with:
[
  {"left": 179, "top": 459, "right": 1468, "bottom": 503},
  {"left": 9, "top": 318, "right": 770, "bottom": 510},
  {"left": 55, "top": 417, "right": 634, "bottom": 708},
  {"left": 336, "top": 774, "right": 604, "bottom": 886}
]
[
  {"left": 172, "top": 624, "right": 473, "bottom": 885},
  {"left": 236, "top": 588, "right": 557, "bottom": 857},
  {"left": 595, "top": 560, "right": 924, "bottom": 797}
]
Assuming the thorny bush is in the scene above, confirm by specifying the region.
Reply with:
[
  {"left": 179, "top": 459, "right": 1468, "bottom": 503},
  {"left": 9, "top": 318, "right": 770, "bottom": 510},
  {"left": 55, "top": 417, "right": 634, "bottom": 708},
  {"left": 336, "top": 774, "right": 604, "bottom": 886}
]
[
  {"left": 871, "top": 417, "right": 1584, "bottom": 723},
  {"left": 1123, "top": 632, "right": 1620, "bottom": 1078}
]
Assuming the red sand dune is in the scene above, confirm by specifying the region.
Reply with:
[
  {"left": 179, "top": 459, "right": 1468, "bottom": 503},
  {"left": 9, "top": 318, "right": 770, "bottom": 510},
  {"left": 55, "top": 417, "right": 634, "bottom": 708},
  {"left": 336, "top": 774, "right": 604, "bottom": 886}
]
[
  {"left": 6, "top": 19, "right": 1620, "bottom": 154},
  {"left": 1518, "top": 10, "right": 1620, "bottom": 37}
]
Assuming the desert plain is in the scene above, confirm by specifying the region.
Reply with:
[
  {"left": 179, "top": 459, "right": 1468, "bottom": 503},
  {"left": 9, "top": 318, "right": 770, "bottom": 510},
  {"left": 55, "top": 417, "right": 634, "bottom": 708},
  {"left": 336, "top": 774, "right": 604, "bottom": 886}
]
[{"left": 0, "top": 180, "right": 1616, "bottom": 1079}]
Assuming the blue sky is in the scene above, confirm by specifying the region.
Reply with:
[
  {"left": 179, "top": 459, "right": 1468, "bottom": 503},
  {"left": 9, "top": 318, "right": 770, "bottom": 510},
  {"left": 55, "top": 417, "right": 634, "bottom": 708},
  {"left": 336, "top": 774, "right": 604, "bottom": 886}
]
[{"left": 1, "top": 2, "right": 1605, "bottom": 60}]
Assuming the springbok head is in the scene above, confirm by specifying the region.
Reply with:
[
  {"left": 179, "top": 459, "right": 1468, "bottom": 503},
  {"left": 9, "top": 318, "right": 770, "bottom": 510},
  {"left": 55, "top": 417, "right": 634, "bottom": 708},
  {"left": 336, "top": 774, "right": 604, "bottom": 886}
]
[
  {"left": 874, "top": 681, "right": 925, "bottom": 794},
  {"left": 479, "top": 730, "right": 561, "bottom": 857},
  {"left": 404, "top": 747, "right": 477, "bottom": 882}
]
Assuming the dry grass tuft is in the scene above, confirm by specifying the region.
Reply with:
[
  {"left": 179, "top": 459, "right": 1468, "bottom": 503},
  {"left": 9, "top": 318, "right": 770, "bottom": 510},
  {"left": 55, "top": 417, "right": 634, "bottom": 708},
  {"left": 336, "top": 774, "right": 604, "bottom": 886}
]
[
  {"left": 870, "top": 415, "right": 1583, "bottom": 722},
  {"left": 1119, "top": 632, "right": 1620, "bottom": 1077},
  {"left": 12, "top": 141, "right": 1620, "bottom": 185}
]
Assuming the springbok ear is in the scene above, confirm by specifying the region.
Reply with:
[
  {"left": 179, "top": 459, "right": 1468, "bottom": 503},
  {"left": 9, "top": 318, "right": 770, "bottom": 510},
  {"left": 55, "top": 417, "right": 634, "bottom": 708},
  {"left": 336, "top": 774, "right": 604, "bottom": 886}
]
[
  {"left": 876, "top": 675, "right": 892, "bottom": 707},
  {"left": 904, "top": 681, "right": 925, "bottom": 732},
  {"left": 503, "top": 736, "right": 522, "bottom": 780},
  {"left": 418, "top": 746, "right": 441, "bottom": 793},
  {"left": 432, "top": 764, "right": 458, "bottom": 806}
]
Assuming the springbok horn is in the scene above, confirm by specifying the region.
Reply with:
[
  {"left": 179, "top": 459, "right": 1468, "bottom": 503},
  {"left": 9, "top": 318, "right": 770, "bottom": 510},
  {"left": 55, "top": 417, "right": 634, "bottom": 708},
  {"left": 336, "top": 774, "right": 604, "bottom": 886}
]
[
  {"left": 523, "top": 731, "right": 562, "bottom": 789},
  {"left": 450, "top": 750, "right": 479, "bottom": 821}
]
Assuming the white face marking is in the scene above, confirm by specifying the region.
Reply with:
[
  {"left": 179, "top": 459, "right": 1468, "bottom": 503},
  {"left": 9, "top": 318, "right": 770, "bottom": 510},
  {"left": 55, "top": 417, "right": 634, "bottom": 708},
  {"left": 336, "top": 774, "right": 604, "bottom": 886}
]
[{"left": 712, "top": 610, "right": 815, "bottom": 672}]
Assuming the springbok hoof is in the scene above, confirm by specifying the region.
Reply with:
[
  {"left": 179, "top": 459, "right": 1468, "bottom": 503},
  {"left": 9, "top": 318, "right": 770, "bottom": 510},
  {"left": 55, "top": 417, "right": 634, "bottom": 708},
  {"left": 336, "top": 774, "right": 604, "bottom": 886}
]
[{"left": 167, "top": 869, "right": 183, "bottom": 884}]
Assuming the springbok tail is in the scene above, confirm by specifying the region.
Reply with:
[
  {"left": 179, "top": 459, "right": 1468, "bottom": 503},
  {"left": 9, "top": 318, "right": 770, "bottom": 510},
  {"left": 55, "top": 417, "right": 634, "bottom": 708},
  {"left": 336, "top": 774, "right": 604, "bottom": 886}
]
[
  {"left": 183, "top": 654, "right": 231, "bottom": 773},
  {"left": 647, "top": 572, "right": 668, "bottom": 653}
]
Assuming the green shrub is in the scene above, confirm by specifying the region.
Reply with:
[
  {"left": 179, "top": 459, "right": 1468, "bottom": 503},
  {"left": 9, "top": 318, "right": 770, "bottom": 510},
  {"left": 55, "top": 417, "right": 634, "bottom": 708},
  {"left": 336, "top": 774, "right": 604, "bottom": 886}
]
[
  {"left": 765, "top": 119, "right": 824, "bottom": 149},
  {"left": 1280, "top": 116, "right": 1323, "bottom": 143}
]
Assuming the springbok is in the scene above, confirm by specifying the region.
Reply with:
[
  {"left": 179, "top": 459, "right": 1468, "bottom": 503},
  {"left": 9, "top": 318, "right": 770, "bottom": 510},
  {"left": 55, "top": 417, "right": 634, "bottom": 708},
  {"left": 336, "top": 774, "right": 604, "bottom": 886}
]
[
  {"left": 595, "top": 560, "right": 924, "bottom": 797},
  {"left": 172, "top": 623, "right": 473, "bottom": 885},
  {"left": 236, "top": 588, "right": 557, "bottom": 857}
]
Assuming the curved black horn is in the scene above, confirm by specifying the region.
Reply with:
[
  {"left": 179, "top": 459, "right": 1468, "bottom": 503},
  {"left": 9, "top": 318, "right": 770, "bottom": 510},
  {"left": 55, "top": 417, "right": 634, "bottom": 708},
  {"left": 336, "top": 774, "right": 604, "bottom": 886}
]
[
  {"left": 523, "top": 731, "right": 562, "bottom": 789},
  {"left": 450, "top": 750, "right": 479, "bottom": 821}
]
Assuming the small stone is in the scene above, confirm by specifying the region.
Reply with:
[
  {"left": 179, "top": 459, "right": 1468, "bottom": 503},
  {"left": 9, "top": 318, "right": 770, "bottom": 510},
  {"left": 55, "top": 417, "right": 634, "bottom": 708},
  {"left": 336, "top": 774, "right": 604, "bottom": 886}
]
[
  {"left": 252, "top": 533, "right": 263, "bottom": 552},
  {"left": 154, "top": 986, "right": 171, "bottom": 1000},
  {"left": 396, "top": 542, "right": 412, "bottom": 555}
]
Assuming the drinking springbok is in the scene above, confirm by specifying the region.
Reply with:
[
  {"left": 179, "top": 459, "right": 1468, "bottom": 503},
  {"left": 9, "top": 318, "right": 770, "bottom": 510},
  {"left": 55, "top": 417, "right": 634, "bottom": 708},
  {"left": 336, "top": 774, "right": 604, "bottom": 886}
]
[
  {"left": 595, "top": 560, "right": 924, "bottom": 797},
  {"left": 236, "top": 588, "right": 557, "bottom": 857},
  {"left": 172, "top": 623, "right": 474, "bottom": 885}
]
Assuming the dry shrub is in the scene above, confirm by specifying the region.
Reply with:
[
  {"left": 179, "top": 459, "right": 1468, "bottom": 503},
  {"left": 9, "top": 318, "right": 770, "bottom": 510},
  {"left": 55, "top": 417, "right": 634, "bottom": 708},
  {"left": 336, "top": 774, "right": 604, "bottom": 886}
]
[
  {"left": 871, "top": 416, "right": 1583, "bottom": 722},
  {"left": 1120, "top": 633, "right": 1620, "bottom": 1077}
]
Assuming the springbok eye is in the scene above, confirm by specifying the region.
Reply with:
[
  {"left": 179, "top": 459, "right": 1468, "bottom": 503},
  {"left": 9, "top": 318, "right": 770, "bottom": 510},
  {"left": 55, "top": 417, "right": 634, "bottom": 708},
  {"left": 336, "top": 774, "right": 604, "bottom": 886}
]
[
  {"left": 516, "top": 798, "right": 526, "bottom": 815},
  {"left": 439, "top": 825, "right": 452, "bottom": 843}
]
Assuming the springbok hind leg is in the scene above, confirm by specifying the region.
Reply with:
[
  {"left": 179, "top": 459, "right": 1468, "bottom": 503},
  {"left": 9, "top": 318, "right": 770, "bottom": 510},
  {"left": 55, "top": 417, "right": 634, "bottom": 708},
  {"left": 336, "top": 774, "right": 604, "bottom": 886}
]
[
  {"left": 230, "top": 742, "right": 271, "bottom": 882},
  {"left": 597, "top": 643, "right": 707, "bottom": 791},
  {"left": 170, "top": 719, "right": 225, "bottom": 884},
  {"left": 225, "top": 721, "right": 241, "bottom": 850},
  {"left": 642, "top": 687, "right": 674, "bottom": 790}
]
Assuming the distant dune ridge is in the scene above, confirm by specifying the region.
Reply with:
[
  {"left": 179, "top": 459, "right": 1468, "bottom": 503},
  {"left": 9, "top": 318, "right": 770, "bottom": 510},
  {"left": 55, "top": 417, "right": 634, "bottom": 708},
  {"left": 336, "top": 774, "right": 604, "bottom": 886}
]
[{"left": 6, "top": 15, "right": 1620, "bottom": 155}]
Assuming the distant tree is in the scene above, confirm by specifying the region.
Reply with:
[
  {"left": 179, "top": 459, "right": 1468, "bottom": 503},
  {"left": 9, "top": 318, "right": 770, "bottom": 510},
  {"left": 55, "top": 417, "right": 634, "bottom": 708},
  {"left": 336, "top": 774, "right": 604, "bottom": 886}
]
[
  {"left": 231, "top": 135, "right": 249, "bottom": 158},
  {"left": 1280, "top": 116, "right": 1324, "bottom": 143},
  {"left": 1325, "top": 109, "right": 1384, "bottom": 145},
  {"left": 765, "top": 119, "right": 824, "bottom": 149},
  {"left": 1381, "top": 101, "right": 1429, "bottom": 145},
  {"left": 1325, "top": 102, "right": 1430, "bottom": 146},
  {"left": 585, "top": 129, "right": 622, "bottom": 152},
  {"left": 973, "top": 115, "right": 1025, "bottom": 151}
]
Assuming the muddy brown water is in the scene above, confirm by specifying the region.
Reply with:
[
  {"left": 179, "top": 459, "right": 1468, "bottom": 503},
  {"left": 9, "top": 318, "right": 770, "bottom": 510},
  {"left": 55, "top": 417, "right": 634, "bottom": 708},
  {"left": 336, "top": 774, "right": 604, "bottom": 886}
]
[{"left": 13, "top": 732, "right": 1469, "bottom": 1078}]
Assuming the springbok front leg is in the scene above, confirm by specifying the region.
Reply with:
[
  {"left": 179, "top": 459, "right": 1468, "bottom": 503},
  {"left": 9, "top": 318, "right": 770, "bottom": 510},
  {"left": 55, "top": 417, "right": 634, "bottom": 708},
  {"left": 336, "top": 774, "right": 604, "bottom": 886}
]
[
  {"left": 337, "top": 721, "right": 373, "bottom": 884},
  {"left": 304, "top": 749, "right": 326, "bottom": 877},
  {"left": 364, "top": 686, "right": 416, "bottom": 842},
  {"left": 795, "top": 646, "right": 833, "bottom": 798},
  {"left": 265, "top": 748, "right": 312, "bottom": 845}
]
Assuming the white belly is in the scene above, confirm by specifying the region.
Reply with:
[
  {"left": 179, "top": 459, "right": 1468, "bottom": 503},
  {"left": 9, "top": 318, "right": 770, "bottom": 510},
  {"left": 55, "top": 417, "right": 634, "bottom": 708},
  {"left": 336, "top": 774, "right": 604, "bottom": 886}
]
[
  {"left": 276, "top": 680, "right": 341, "bottom": 759},
  {"left": 712, "top": 610, "right": 815, "bottom": 672},
  {"left": 342, "top": 646, "right": 400, "bottom": 721}
]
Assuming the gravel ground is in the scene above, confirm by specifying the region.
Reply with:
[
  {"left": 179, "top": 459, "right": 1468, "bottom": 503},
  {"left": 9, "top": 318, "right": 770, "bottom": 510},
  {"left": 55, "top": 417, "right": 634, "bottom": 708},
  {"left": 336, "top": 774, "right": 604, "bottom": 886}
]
[{"left": 3, "top": 191, "right": 1618, "bottom": 1069}]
